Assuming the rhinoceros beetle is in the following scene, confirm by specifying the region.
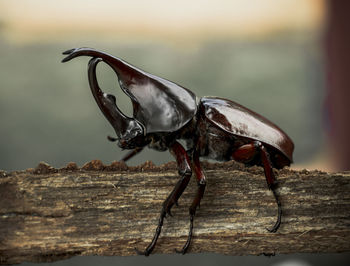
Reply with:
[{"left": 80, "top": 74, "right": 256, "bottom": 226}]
[{"left": 62, "top": 48, "right": 294, "bottom": 256}]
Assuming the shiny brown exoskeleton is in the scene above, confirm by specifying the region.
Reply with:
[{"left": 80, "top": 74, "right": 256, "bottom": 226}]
[{"left": 62, "top": 48, "right": 294, "bottom": 256}]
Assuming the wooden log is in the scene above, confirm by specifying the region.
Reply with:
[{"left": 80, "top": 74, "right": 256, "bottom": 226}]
[{"left": 0, "top": 160, "right": 349, "bottom": 264}]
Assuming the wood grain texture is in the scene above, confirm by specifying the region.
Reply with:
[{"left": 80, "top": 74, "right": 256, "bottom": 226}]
[{"left": 0, "top": 160, "right": 349, "bottom": 264}]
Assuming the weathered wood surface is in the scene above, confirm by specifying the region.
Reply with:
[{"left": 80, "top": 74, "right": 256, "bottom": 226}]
[{"left": 0, "top": 160, "right": 349, "bottom": 264}]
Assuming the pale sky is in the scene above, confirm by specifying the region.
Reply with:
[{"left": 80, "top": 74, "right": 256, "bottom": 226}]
[{"left": 0, "top": 0, "right": 324, "bottom": 43}]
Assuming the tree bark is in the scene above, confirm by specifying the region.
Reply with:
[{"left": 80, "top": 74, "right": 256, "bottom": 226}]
[{"left": 0, "top": 160, "right": 349, "bottom": 264}]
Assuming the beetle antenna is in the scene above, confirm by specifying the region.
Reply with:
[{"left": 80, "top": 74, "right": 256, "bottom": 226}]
[{"left": 107, "top": 135, "right": 119, "bottom": 142}]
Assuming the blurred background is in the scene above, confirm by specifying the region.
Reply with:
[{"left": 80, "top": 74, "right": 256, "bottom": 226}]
[{"left": 0, "top": 0, "right": 349, "bottom": 265}]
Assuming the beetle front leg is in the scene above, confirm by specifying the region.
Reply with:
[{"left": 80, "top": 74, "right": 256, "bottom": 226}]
[
  {"left": 176, "top": 150, "right": 206, "bottom": 254},
  {"left": 135, "top": 141, "right": 192, "bottom": 256},
  {"left": 120, "top": 147, "right": 144, "bottom": 162},
  {"left": 107, "top": 136, "right": 144, "bottom": 163}
]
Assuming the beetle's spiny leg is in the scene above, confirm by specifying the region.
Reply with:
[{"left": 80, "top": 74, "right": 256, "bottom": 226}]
[
  {"left": 232, "top": 141, "right": 282, "bottom": 233},
  {"left": 175, "top": 182, "right": 205, "bottom": 254},
  {"left": 120, "top": 147, "right": 144, "bottom": 163},
  {"left": 267, "top": 186, "right": 282, "bottom": 233},
  {"left": 135, "top": 207, "right": 167, "bottom": 256},
  {"left": 135, "top": 172, "right": 191, "bottom": 256},
  {"left": 257, "top": 141, "right": 282, "bottom": 233},
  {"left": 135, "top": 141, "right": 192, "bottom": 256},
  {"left": 176, "top": 151, "right": 206, "bottom": 255},
  {"left": 176, "top": 214, "right": 194, "bottom": 255}
]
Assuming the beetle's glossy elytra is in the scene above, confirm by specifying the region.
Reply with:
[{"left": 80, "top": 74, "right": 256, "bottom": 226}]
[
  {"left": 62, "top": 48, "right": 294, "bottom": 256},
  {"left": 201, "top": 97, "right": 293, "bottom": 162}
]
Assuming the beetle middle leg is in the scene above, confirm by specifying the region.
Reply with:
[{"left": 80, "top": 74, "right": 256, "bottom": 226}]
[
  {"left": 136, "top": 141, "right": 192, "bottom": 256},
  {"left": 176, "top": 150, "right": 206, "bottom": 254},
  {"left": 232, "top": 141, "right": 282, "bottom": 233}
]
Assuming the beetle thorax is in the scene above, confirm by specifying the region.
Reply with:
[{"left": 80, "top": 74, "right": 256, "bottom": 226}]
[{"left": 147, "top": 135, "right": 169, "bottom": 151}]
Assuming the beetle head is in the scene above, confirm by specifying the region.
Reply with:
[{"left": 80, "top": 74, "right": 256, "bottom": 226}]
[
  {"left": 88, "top": 58, "right": 145, "bottom": 149},
  {"left": 62, "top": 48, "right": 197, "bottom": 138}
]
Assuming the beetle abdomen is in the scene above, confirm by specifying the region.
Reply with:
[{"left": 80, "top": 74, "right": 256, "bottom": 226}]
[
  {"left": 200, "top": 97, "right": 294, "bottom": 163},
  {"left": 202, "top": 124, "right": 237, "bottom": 161}
]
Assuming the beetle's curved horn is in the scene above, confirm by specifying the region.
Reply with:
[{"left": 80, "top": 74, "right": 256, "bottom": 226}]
[
  {"left": 62, "top": 47, "right": 144, "bottom": 91},
  {"left": 62, "top": 47, "right": 197, "bottom": 134},
  {"left": 87, "top": 57, "right": 144, "bottom": 138},
  {"left": 62, "top": 48, "right": 116, "bottom": 63}
]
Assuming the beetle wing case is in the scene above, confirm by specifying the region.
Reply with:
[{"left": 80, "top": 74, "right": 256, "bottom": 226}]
[{"left": 200, "top": 97, "right": 294, "bottom": 162}]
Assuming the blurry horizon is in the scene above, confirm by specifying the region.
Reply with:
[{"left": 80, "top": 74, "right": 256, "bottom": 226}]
[{"left": 0, "top": 0, "right": 324, "bottom": 45}]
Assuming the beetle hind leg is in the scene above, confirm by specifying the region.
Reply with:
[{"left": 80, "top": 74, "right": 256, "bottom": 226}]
[
  {"left": 266, "top": 187, "right": 281, "bottom": 233},
  {"left": 257, "top": 142, "right": 281, "bottom": 232},
  {"left": 135, "top": 141, "right": 192, "bottom": 256},
  {"left": 232, "top": 141, "right": 282, "bottom": 233},
  {"left": 255, "top": 141, "right": 282, "bottom": 233}
]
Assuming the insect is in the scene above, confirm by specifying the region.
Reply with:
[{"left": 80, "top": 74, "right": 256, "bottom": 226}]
[{"left": 62, "top": 48, "right": 294, "bottom": 256}]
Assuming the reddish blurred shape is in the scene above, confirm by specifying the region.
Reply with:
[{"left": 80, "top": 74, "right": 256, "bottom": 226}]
[{"left": 326, "top": 0, "right": 350, "bottom": 170}]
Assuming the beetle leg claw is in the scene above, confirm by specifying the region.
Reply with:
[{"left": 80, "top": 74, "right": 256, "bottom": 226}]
[
  {"left": 266, "top": 188, "right": 282, "bottom": 233},
  {"left": 175, "top": 248, "right": 186, "bottom": 255},
  {"left": 266, "top": 226, "right": 278, "bottom": 233},
  {"left": 176, "top": 214, "right": 194, "bottom": 255},
  {"left": 134, "top": 247, "right": 150, "bottom": 256},
  {"left": 266, "top": 221, "right": 280, "bottom": 233}
]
